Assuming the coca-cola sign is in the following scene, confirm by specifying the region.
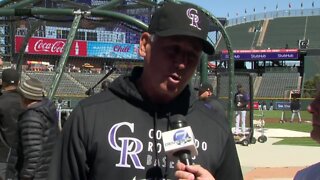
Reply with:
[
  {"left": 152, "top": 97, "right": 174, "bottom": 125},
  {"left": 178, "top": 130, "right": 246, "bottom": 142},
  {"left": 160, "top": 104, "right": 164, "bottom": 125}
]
[
  {"left": 15, "top": 36, "right": 87, "bottom": 56},
  {"left": 34, "top": 40, "right": 65, "bottom": 53}
]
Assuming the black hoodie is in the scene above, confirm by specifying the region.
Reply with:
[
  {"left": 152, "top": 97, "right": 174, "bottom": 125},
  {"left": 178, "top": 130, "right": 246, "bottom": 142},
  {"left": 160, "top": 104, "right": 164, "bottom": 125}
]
[{"left": 51, "top": 67, "right": 243, "bottom": 180}]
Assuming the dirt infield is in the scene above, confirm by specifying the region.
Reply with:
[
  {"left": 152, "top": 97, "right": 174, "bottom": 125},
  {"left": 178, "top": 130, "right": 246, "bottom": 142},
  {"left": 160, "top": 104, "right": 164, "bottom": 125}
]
[
  {"left": 264, "top": 118, "right": 281, "bottom": 123},
  {"left": 238, "top": 136, "right": 320, "bottom": 180},
  {"left": 244, "top": 167, "right": 305, "bottom": 180}
]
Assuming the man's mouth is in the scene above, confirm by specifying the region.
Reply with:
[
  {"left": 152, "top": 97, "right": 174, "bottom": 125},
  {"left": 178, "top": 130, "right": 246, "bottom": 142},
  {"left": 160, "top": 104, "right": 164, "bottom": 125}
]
[{"left": 169, "top": 74, "right": 181, "bottom": 83}]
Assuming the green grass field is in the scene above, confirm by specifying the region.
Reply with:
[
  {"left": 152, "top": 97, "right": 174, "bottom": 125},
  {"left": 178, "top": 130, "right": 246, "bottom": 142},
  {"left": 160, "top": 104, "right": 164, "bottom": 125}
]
[
  {"left": 253, "top": 110, "right": 319, "bottom": 147},
  {"left": 258, "top": 110, "right": 312, "bottom": 121}
]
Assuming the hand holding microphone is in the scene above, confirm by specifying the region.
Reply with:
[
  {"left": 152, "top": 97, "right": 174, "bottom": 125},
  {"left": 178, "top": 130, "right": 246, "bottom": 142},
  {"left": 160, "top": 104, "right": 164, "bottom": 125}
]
[
  {"left": 162, "top": 114, "right": 197, "bottom": 165},
  {"left": 162, "top": 114, "right": 215, "bottom": 179},
  {"left": 175, "top": 161, "right": 216, "bottom": 180}
]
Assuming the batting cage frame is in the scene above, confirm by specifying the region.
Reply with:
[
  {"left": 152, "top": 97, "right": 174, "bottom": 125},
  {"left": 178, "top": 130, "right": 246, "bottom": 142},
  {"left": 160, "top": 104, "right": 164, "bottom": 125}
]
[
  {"left": 0, "top": 0, "right": 237, "bottom": 123},
  {"left": 216, "top": 72, "right": 256, "bottom": 145}
]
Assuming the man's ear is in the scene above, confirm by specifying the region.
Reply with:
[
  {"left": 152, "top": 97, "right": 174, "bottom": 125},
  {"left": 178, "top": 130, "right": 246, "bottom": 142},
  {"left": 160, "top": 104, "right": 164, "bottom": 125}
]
[{"left": 139, "top": 32, "right": 151, "bottom": 57}]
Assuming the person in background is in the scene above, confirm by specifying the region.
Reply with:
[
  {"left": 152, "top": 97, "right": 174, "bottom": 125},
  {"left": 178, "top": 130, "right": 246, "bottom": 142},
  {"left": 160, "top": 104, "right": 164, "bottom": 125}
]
[
  {"left": 258, "top": 100, "right": 262, "bottom": 111},
  {"left": 100, "top": 78, "right": 114, "bottom": 92},
  {"left": 234, "top": 83, "right": 250, "bottom": 136},
  {"left": 294, "top": 91, "right": 320, "bottom": 179},
  {"left": 262, "top": 100, "right": 267, "bottom": 110},
  {"left": 290, "top": 97, "right": 302, "bottom": 123},
  {"left": 0, "top": 77, "right": 2, "bottom": 96},
  {"left": 7, "top": 78, "right": 59, "bottom": 180},
  {"left": 0, "top": 56, "right": 3, "bottom": 69},
  {"left": 0, "top": 69, "right": 24, "bottom": 180},
  {"left": 269, "top": 100, "right": 274, "bottom": 110},
  {"left": 49, "top": 2, "right": 243, "bottom": 180},
  {"left": 197, "top": 82, "right": 226, "bottom": 113},
  {"left": 197, "top": 82, "right": 213, "bottom": 101}
]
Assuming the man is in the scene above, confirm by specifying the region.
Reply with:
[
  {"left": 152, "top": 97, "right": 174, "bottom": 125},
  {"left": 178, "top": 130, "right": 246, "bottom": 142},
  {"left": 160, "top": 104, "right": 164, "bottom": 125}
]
[
  {"left": 197, "top": 82, "right": 213, "bottom": 100},
  {"left": 8, "top": 78, "right": 59, "bottom": 179},
  {"left": 50, "top": 2, "right": 243, "bottom": 180},
  {"left": 294, "top": 91, "right": 320, "bottom": 179},
  {"left": 0, "top": 73, "right": 2, "bottom": 96},
  {"left": 100, "top": 78, "right": 114, "bottom": 92},
  {"left": 234, "top": 84, "right": 249, "bottom": 135},
  {"left": 290, "top": 97, "right": 302, "bottom": 123},
  {"left": 258, "top": 101, "right": 262, "bottom": 111},
  {"left": 0, "top": 69, "right": 24, "bottom": 179},
  {"left": 262, "top": 100, "right": 267, "bottom": 110},
  {"left": 197, "top": 82, "right": 227, "bottom": 122},
  {"left": 269, "top": 100, "right": 274, "bottom": 110}
]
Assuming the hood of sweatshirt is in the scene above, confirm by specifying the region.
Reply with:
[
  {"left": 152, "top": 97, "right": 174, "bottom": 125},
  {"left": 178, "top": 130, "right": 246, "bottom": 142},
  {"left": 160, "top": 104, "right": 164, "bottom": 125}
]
[{"left": 108, "top": 66, "right": 198, "bottom": 116}]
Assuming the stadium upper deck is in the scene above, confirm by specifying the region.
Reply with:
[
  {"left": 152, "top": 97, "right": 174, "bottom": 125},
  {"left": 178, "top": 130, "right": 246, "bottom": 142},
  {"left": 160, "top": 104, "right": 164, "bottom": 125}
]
[{"left": 216, "top": 14, "right": 320, "bottom": 50}]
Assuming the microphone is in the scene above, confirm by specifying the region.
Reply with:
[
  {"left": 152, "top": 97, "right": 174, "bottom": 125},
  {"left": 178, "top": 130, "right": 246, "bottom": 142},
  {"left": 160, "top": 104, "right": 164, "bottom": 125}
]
[{"left": 162, "top": 114, "right": 198, "bottom": 165}]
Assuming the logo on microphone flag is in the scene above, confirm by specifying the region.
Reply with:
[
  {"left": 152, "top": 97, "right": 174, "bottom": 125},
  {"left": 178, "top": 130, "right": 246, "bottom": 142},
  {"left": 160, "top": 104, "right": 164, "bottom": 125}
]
[
  {"left": 173, "top": 129, "right": 192, "bottom": 145},
  {"left": 162, "top": 126, "right": 198, "bottom": 159}
]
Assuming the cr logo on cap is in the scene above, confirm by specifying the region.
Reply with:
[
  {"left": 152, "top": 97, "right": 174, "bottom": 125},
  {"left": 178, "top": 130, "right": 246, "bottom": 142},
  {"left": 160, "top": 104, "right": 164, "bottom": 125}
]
[{"left": 186, "top": 8, "right": 201, "bottom": 30}]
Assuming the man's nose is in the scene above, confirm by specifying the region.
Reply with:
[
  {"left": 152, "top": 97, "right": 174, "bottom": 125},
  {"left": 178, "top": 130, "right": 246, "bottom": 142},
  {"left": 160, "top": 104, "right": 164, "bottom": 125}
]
[{"left": 173, "top": 55, "right": 188, "bottom": 70}]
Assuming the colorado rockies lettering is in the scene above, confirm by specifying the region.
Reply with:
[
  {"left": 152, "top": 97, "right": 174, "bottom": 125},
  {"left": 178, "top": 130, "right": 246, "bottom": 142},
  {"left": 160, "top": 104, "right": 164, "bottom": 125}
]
[
  {"left": 108, "top": 122, "right": 145, "bottom": 169},
  {"left": 108, "top": 122, "right": 208, "bottom": 170},
  {"left": 186, "top": 8, "right": 201, "bottom": 30}
]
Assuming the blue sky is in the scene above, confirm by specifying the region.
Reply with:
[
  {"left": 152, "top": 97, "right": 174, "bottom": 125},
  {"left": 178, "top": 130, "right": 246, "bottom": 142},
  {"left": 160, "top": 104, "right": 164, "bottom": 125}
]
[{"left": 183, "top": 0, "right": 318, "bottom": 18}]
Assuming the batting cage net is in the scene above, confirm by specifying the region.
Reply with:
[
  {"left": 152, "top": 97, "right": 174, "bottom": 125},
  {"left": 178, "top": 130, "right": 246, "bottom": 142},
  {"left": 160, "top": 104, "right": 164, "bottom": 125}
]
[
  {"left": 216, "top": 72, "right": 254, "bottom": 127},
  {"left": 0, "top": 0, "right": 154, "bottom": 98},
  {"left": 0, "top": 0, "right": 227, "bottom": 111}
]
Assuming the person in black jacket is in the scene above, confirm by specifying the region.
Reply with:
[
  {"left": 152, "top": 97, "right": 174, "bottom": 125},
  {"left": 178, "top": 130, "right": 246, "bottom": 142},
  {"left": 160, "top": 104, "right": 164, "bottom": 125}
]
[
  {"left": 197, "top": 82, "right": 213, "bottom": 100},
  {"left": 100, "top": 78, "right": 113, "bottom": 92},
  {"left": 234, "top": 84, "right": 249, "bottom": 136},
  {"left": 10, "top": 78, "right": 59, "bottom": 180},
  {"left": 197, "top": 82, "right": 227, "bottom": 116},
  {"left": 0, "top": 69, "right": 24, "bottom": 180},
  {"left": 49, "top": 2, "right": 243, "bottom": 180},
  {"left": 290, "top": 97, "right": 302, "bottom": 123}
]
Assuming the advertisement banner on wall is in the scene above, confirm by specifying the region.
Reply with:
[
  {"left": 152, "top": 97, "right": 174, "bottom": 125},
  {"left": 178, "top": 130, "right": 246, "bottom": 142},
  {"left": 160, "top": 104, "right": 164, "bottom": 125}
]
[
  {"left": 0, "top": 26, "right": 5, "bottom": 54},
  {"left": 221, "top": 49, "right": 299, "bottom": 61},
  {"left": 15, "top": 36, "right": 87, "bottom": 57},
  {"left": 87, "top": 41, "right": 142, "bottom": 60},
  {"left": 275, "top": 101, "right": 291, "bottom": 110}
]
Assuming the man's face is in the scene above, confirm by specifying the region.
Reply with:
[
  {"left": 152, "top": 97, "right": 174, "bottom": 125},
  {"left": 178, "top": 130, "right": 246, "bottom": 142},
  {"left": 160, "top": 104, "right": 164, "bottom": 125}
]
[
  {"left": 199, "top": 90, "right": 212, "bottom": 100},
  {"left": 308, "top": 95, "right": 320, "bottom": 143},
  {"left": 139, "top": 33, "right": 202, "bottom": 103}
]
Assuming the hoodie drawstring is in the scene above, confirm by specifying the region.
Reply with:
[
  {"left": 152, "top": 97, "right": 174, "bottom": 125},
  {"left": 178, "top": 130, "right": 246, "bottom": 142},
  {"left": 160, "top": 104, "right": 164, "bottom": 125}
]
[
  {"left": 152, "top": 112, "right": 172, "bottom": 179},
  {"left": 163, "top": 112, "right": 171, "bottom": 179},
  {"left": 153, "top": 112, "right": 159, "bottom": 166}
]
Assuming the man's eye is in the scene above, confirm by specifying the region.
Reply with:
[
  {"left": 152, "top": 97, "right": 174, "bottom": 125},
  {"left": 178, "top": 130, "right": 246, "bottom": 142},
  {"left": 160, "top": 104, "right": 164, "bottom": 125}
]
[
  {"left": 185, "top": 52, "right": 199, "bottom": 63},
  {"left": 164, "top": 46, "right": 179, "bottom": 56}
]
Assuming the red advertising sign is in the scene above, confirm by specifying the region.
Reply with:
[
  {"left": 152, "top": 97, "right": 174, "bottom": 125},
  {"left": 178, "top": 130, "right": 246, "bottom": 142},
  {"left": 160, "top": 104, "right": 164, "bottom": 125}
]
[{"left": 15, "top": 36, "right": 87, "bottom": 56}]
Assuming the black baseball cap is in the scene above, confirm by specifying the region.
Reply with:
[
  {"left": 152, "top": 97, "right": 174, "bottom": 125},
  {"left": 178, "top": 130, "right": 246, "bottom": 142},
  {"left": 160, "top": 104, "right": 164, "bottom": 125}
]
[
  {"left": 2, "top": 69, "right": 19, "bottom": 85},
  {"left": 196, "top": 82, "right": 213, "bottom": 95},
  {"left": 148, "top": 2, "right": 214, "bottom": 55}
]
